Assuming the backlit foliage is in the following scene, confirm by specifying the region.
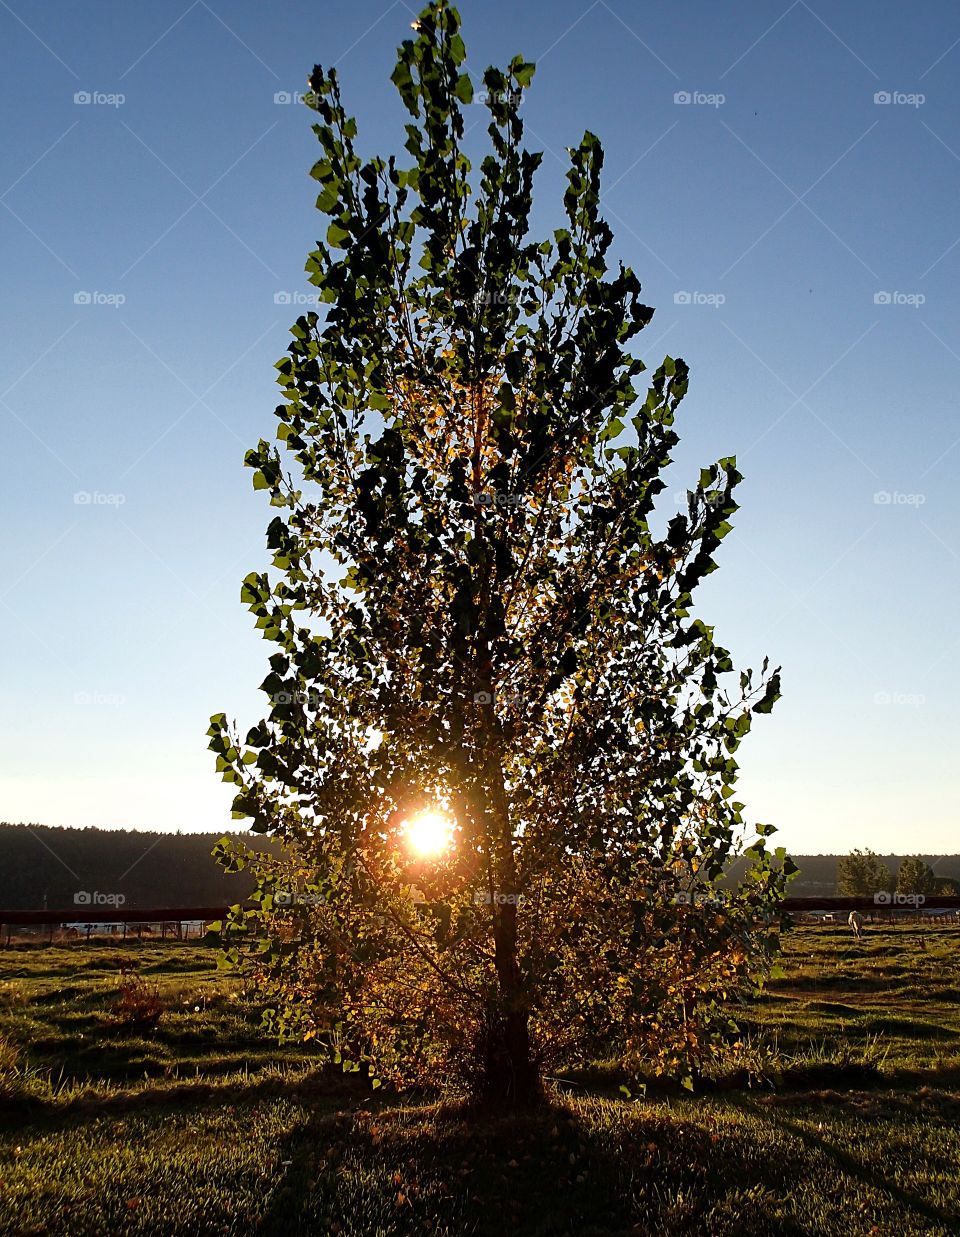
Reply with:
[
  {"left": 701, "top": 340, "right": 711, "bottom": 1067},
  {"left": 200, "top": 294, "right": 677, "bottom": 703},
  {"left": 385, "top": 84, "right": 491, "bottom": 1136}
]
[{"left": 209, "top": 0, "right": 793, "bottom": 1102}]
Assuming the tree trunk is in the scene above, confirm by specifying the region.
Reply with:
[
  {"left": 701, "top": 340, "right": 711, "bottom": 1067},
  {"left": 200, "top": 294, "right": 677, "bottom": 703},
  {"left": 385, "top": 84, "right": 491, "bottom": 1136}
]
[
  {"left": 477, "top": 897, "right": 540, "bottom": 1107},
  {"left": 469, "top": 566, "right": 539, "bottom": 1105}
]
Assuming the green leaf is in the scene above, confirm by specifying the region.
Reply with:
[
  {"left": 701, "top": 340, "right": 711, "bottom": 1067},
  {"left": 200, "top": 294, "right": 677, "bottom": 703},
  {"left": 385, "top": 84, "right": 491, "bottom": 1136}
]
[
  {"left": 511, "top": 59, "right": 536, "bottom": 88},
  {"left": 454, "top": 73, "right": 474, "bottom": 105}
]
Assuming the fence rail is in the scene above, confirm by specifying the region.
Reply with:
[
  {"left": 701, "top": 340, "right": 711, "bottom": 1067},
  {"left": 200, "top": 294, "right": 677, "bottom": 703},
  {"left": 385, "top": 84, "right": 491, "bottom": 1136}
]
[
  {"left": 1, "top": 895, "right": 959, "bottom": 928},
  {"left": 0, "top": 906, "right": 230, "bottom": 926},
  {"left": 783, "top": 895, "right": 960, "bottom": 911}
]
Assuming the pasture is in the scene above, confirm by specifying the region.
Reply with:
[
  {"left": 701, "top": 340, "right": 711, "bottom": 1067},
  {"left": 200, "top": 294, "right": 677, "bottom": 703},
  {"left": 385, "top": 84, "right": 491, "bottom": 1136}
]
[{"left": 1, "top": 922, "right": 958, "bottom": 1235}]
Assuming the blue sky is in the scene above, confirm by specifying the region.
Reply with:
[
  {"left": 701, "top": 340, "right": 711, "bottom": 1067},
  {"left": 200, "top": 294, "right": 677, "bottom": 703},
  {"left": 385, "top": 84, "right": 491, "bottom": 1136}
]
[{"left": 1, "top": 0, "right": 958, "bottom": 855}]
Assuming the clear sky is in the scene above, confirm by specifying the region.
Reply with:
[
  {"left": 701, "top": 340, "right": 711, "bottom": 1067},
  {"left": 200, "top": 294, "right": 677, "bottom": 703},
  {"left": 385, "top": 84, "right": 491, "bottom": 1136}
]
[{"left": 1, "top": 0, "right": 957, "bottom": 854}]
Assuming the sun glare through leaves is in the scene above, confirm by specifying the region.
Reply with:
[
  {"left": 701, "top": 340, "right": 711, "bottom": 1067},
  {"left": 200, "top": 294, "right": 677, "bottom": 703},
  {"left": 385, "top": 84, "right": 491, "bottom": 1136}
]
[{"left": 403, "top": 809, "right": 454, "bottom": 858}]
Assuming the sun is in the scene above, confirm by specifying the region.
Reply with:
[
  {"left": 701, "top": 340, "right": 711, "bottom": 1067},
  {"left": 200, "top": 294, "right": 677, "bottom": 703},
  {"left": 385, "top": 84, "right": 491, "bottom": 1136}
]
[{"left": 403, "top": 809, "right": 454, "bottom": 858}]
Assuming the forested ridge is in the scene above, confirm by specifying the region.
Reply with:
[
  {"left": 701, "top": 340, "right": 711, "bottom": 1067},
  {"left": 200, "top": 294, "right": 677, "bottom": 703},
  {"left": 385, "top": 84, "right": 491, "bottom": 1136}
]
[
  {"left": 1, "top": 823, "right": 957, "bottom": 908},
  {"left": 0, "top": 822, "right": 281, "bottom": 909}
]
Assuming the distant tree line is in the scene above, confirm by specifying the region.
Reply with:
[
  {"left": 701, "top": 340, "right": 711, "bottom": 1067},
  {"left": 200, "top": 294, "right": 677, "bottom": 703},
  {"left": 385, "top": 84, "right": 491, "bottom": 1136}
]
[
  {"left": 835, "top": 848, "right": 958, "bottom": 897},
  {"left": 1, "top": 825, "right": 957, "bottom": 910},
  {"left": 725, "top": 852, "right": 959, "bottom": 897},
  {"left": 0, "top": 823, "right": 280, "bottom": 910}
]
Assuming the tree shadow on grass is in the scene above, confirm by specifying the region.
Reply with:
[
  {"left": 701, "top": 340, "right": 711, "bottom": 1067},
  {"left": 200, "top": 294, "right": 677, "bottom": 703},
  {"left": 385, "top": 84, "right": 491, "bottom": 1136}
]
[
  {"left": 0, "top": 1066, "right": 366, "bottom": 1127},
  {"left": 258, "top": 1097, "right": 813, "bottom": 1237},
  {"left": 734, "top": 1092, "right": 960, "bottom": 1233}
]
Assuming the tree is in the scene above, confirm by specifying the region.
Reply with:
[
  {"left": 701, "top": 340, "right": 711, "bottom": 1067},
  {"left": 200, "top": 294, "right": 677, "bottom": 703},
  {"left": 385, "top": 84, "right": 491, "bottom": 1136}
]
[
  {"left": 897, "top": 856, "right": 937, "bottom": 896},
  {"left": 208, "top": 0, "right": 791, "bottom": 1107},
  {"left": 836, "top": 849, "right": 891, "bottom": 897}
]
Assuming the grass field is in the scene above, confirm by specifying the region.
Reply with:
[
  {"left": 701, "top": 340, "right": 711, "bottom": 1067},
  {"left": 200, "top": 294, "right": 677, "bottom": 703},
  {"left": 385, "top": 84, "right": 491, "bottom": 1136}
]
[{"left": 1, "top": 923, "right": 958, "bottom": 1235}]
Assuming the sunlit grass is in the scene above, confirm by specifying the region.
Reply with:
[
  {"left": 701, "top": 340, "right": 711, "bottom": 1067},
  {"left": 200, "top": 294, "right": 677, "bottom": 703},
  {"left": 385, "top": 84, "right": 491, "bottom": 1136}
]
[{"left": 1, "top": 927, "right": 959, "bottom": 1233}]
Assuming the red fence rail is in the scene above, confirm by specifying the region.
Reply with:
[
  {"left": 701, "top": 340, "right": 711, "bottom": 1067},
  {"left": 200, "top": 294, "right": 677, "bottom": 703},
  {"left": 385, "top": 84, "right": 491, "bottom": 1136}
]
[
  {"left": 0, "top": 906, "right": 231, "bottom": 926},
  {"left": 782, "top": 895, "right": 960, "bottom": 911},
  {"left": 1, "top": 896, "right": 959, "bottom": 927}
]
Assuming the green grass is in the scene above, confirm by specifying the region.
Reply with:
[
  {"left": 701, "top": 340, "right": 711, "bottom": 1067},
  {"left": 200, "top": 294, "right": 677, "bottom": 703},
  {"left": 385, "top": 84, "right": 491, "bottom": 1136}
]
[
  {"left": 740, "top": 922, "right": 960, "bottom": 1086},
  {"left": 1, "top": 924, "right": 958, "bottom": 1234},
  {"left": 0, "top": 943, "right": 321, "bottom": 1094}
]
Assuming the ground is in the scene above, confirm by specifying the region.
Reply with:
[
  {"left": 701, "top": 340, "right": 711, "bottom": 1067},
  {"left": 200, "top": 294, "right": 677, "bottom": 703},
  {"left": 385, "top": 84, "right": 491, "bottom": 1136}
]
[{"left": 0, "top": 923, "right": 958, "bottom": 1235}]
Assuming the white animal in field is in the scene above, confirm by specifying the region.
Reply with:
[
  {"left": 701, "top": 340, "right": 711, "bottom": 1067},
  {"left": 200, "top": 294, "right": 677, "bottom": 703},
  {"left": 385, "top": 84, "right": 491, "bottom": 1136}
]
[{"left": 848, "top": 910, "right": 864, "bottom": 939}]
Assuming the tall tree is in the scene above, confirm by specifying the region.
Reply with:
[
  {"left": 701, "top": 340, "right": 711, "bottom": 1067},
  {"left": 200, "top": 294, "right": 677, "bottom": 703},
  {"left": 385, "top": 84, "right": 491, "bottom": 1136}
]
[
  {"left": 209, "top": 0, "right": 791, "bottom": 1106},
  {"left": 837, "top": 849, "right": 891, "bottom": 897},
  {"left": 896, "top": 856, "right": 936, "bottom": 896}
]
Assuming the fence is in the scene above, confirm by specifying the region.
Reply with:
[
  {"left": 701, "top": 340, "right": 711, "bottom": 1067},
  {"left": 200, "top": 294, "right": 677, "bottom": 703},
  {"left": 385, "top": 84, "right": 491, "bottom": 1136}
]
[
  {"left": 1, "top": 894, "right": 959, "bottom": 945},
  {"left": 0, "top": 905, "right": 228, "bottom": 945}
]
